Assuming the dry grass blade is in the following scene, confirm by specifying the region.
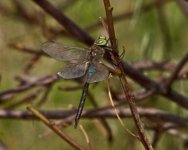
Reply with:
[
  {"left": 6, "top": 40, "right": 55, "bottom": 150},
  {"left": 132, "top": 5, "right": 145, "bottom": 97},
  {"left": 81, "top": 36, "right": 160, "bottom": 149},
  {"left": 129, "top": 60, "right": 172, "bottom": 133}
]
[
  {"left": 107, "top": 76, "right": 138, "bottom": 139},
  {"left": 79, "top": 125, "right": 93, "bottom": 150}
]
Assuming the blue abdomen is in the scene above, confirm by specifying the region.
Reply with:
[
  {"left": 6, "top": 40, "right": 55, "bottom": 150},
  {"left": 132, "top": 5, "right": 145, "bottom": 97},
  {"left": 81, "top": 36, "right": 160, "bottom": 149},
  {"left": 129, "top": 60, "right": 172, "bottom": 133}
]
[{"left": 87, "top": 65, "right": 96, "bottom": 82}]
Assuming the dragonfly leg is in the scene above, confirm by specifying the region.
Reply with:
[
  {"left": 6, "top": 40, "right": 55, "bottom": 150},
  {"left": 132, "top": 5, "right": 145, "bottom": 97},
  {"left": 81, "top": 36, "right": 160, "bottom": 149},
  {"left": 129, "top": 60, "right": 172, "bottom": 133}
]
[{"left": 74, "top": 83, "right": 89, "bottom": 128}]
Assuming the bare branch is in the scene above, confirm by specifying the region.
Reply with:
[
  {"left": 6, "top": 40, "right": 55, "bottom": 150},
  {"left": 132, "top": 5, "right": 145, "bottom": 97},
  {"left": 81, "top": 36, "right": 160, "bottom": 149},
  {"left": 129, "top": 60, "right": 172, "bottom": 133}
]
[
  {"left": 32, "top": 0, "right": 94, "bottom": 45},
  {"left": 1, "top": 107, "right": 188, "bottom": 128},
  {"left": 103, "top": 0, "right": 153, "bottom": 149},
  {"left": 0, "top": 75, "right": 57, "bottom": 103},
  {"left": 165, "top": 53, "right": 188, "bottom": 90},
  {"left": 27, "top": 105, "right": 85, "bottom": 150}
]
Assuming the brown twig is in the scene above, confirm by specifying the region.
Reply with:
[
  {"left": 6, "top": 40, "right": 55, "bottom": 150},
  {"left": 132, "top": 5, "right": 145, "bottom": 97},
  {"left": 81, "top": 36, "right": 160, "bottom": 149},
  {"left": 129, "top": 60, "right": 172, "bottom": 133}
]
[
  {"left": 0, "top": 75, "right": 58, "bottom": 103},
  {"left": 27, "top": 105, "right": 85, "bottom": 150},
  {"left": 58, "top": 85, "right": 82, "bottom": 91},
  {"left": 32, "top": 0, "right": 94, "bottom": 46},
  {"left": 103, "top": 0, "right": 153, "bottom": 149},
  {"left": 113, "top": 88, "right": 154, "bottom": 103},
  {"left": 1, "top": 1, "right": 188, "bottom": 148},
  {"left": 24, "top": 55, "right": 42, "bottom": 74},
  {"left": 12, "top": 0, "right": 45, "bottom": 26},
  {"left": 3, "top": 90, "right": 39, "bottom": 109},
  {"left": 9, "top": 43, "right": 44, "bottom": 56},
  {"left": 1, "top": 107, "right": 188, "bottom": 128},
  {"left": 10, "top": 43, "right": 188, "bottom": 79},
  {"left": 36, "top": 84, "right": 53, "bottom": 107},
  {"left": 165, "top": 53, "right": 188, "bottom": 91},
  {"left": 103, "top": 0, "right": 118, "bottom": 53},
  {"left": 128, "top": 60, "right": 188, "bottom": 80},
  {"left": 10, "top": 42, "right": 188, "bottom": 78},
  {"left": 151, "top": 130, "right": 162, "bottom": 149},
  {"left": 1, "top": 57, "right": 188, "bottom": 111},
  {"left": 122, "top": 62, "right": 188, "bottom": 109},
  {"left": 52, "top": 0, "right": 170, "bottom": 36}
]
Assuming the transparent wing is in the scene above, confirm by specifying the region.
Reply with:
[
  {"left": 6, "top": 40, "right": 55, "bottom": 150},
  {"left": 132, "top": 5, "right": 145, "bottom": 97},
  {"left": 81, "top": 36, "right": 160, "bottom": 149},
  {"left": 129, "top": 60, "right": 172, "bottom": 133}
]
[
  {"left": 57, "top": 62, "right": 88, "bottom": 79},
  {"left": 42, "top": 41, "right": 88, "bottom": 62},
  {"left": 87, "top": 62, "right": 109, "bottom": 83}
]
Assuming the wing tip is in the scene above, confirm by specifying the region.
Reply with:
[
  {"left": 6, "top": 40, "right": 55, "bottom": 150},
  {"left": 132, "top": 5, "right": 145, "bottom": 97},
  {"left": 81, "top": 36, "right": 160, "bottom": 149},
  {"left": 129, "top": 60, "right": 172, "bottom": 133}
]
[{"left": 41, "top": 41, "right": 55, "bottom": 52}]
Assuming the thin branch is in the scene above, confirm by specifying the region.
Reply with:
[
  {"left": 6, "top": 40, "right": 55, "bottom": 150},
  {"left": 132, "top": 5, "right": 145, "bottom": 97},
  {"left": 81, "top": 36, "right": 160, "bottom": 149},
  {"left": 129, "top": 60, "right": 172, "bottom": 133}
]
[
  {"left": 0, "top": 0, "right": 187, "bottom": 148},
  {"left": 36, "top": 85, "right": 53, "bottom": 107},
  {"left": 103, "top": 0, "right": 153, "bottom": 149},
  {"left": 32, "top": 0, "right": 94, "bottom": 45},
  {"left": 0, "top": 75, "right": 57, "bottom": 103},
  {"left": 1, "top": 59, "right": 188, "bottom": 111},
  {"left": 9, "top": 43, "right": 44, "bottom": 56},
  {"left": 23, "top": 55, "right": 42, "bottom": 74},
  {"left": 152, "top": 130, "right": 162, "bottom": 149},
  {"left": 3, "top": 90, "right": 39, "bottom": 109},
  {"left": 121, "top": 62, "right": 188, "bottom": 109},
  {"left": 10, "top": 43, "right": 188, "bottom": 79},
  {"left": 52, "top": 0, "right": 170, "bottom": 36},
  {"left": 1, "top": 107, "right": 188, "bottom": 128},
  {"left": 103, "top": 0, "right": 118, "bottom": 53},
  {"left": 165, "top": 53, "right": 188, "bottom": 90},
  {"left": 130, "top": 60, "right": 188, "bottom": 79},
  {"left": 12, "top": 0, "right": 44, "bottom": 26},
  {"left": 27, "top": 105, "right": 85, "bottom": 150}
]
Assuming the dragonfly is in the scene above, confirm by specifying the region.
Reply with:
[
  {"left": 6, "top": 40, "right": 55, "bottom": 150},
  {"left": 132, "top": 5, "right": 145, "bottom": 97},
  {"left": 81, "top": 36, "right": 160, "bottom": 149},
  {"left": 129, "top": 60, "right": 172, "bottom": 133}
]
[{"left": 41, "top": 36, "right": 109, "bottom": 127}]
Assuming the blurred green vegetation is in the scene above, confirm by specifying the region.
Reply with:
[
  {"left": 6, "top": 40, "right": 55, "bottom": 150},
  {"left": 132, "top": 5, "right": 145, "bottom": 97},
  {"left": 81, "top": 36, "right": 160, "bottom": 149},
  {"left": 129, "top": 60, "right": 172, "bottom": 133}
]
[{"left": 0, "top": 0, "right": 188, "bottom": 150}]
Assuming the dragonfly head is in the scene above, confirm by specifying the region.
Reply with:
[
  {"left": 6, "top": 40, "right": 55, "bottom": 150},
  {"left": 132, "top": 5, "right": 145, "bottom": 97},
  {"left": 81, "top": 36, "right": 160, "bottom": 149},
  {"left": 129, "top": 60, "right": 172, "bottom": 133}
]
[{"left": 94, "top": 36, "right": 108, "bottom": 47}]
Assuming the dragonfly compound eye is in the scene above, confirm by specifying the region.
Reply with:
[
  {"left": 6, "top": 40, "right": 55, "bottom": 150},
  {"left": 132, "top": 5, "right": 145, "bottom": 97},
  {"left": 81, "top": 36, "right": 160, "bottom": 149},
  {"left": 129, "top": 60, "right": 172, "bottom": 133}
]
[{"left": 95, "top": 36, "right": 108, "bottom": 46}]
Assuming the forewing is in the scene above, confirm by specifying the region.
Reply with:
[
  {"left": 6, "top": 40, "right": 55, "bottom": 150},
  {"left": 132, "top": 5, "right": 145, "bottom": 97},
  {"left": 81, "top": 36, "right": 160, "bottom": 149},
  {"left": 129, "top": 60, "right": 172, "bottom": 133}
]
[
  {"left": 87, "top": 62, "right": 109, "bottom": 83},
  {"left": 57, "top": 62, "right": 88, "bottom": 79},
  {"left": 42, "top": 41, "right": 88, "bottom": 62}
]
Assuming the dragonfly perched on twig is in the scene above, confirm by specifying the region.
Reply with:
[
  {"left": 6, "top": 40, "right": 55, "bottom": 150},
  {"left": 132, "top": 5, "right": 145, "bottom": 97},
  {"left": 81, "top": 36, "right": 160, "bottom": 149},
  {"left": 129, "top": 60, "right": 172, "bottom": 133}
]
[{"left": 42, "top": 36, "right": 109, "bottom": 127}]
